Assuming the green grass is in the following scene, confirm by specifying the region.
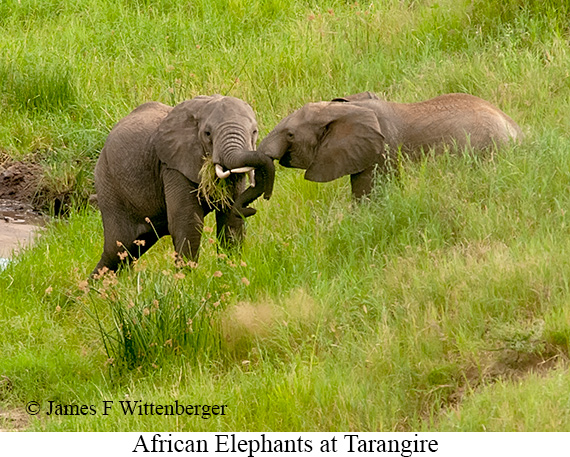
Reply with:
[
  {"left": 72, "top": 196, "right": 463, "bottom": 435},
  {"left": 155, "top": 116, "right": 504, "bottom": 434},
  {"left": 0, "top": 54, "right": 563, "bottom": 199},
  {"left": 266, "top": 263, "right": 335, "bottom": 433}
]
[{"left": 2, "top": 0, "right": 570, "bottom": 431}]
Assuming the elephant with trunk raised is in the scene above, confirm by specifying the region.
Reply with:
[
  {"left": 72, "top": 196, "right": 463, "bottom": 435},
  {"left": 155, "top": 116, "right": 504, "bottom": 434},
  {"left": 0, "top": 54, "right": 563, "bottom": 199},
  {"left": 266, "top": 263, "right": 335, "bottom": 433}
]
[
  {"left": 258, "top": 92, "right": 522, "bottom": 198},
  {"left": 92, "top": 94, "right": 274, "bottom": 276}
]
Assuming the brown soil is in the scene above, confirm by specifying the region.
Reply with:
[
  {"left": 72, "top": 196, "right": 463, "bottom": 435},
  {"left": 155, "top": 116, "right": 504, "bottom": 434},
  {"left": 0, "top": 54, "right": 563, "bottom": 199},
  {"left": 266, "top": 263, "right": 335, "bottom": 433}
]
[
  {"left": 433, "top": 346, "right": 568, "bottom": 422},
  {"left": 0, "top": 375, "right": 30, "bottom": 431},
  {"left": 0, "top": 159, "right": 43, "bottom": 205},
  {"left": 0, "top": 409, "right": 30, "bottom": 432}
]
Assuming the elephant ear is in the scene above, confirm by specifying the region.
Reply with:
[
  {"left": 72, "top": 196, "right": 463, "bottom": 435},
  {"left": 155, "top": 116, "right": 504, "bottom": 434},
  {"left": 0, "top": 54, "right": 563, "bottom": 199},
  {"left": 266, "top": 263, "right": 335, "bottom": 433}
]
[
  {"left": 304, "top": 104, "right": 385, "bottom": 182},
  {"left": 153, "top": 95, "right": 217, "bottom": 183}
]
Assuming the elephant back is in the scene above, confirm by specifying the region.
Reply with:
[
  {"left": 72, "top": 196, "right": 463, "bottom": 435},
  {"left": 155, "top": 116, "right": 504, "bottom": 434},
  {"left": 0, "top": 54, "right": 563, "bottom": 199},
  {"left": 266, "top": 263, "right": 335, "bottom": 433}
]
[
  {"left": 103, "top": 102, "right": 172, "bottom": 168},
  {"left": 384, "top": 94, "right": 522, "bottom": 154},
  {"left": 95, "top": 102, "right": 172, "bottom": 216}
]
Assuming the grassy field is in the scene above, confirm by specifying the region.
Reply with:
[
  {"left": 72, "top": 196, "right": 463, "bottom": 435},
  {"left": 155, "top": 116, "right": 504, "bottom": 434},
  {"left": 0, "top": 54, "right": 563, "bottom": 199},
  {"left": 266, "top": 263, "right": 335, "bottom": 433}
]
[{"left": 2, "top": 0, "right": 570, "bottom": 431}]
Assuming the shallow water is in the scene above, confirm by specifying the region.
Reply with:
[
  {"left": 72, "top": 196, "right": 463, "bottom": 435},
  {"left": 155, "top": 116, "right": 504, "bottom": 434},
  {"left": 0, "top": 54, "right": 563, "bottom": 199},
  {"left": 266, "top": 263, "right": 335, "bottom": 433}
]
[{"left": 0, "top": 199, "right": 43, "bottom": 270}]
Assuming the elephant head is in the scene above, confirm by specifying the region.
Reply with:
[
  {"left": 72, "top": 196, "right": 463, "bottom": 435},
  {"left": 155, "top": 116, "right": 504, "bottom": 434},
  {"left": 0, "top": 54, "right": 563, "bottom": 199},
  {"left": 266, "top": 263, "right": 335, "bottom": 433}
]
[
  {"left": 257, "top": 101, "right": 385, "bottom": 183},
  {"left": 153, "top": 95, "right": 274, "bottom": 205}
]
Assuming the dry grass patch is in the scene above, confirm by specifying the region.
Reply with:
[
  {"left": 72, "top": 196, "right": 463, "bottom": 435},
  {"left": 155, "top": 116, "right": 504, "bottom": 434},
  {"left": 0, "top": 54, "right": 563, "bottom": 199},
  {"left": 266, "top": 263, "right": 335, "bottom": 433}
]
[{"left": 221, "top": 289, "right": 320, "bottom": 351}]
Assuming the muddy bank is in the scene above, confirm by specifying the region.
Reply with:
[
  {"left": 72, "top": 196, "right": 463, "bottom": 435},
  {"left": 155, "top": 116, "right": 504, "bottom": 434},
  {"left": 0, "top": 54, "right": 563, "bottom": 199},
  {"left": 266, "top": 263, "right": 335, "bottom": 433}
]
[{"left": 0, "top": 160, "right": 43, "bottom": 203}]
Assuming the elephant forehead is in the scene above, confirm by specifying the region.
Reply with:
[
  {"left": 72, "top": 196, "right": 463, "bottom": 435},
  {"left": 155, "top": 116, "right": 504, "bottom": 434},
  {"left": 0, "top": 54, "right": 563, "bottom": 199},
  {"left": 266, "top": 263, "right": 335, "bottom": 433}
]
[
  {"left": 212, "top": 97, "right": 255, "bottom": 118},
  {"left": 305, "top": 101, "right": 330, "bottom": 112},
  {"left": 292, "top": 102, "right": 330, "bottom": 122}
]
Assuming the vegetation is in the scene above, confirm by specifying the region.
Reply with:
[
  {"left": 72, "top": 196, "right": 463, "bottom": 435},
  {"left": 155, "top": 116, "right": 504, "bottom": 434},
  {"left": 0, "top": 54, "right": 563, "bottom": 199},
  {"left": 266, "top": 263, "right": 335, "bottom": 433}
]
[{"left": 2, "top": 0, "right": 570, "bottom": 431}]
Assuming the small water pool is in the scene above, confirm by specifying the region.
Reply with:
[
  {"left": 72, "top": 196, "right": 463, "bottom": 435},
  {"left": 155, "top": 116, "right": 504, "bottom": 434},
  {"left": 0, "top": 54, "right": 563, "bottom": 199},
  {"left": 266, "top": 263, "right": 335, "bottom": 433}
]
[{"left": 0, "top": 258, "right": 10, "bottom": 271}]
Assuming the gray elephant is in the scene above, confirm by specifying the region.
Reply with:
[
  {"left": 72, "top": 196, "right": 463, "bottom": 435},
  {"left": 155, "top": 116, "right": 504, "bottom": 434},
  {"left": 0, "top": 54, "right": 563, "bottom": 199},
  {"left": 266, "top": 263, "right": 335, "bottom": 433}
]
[
  {"left": 258, "top": 92, "right": 522, "bottom": 198},
  {"left": 92, "top": 95, "right": 274, "bottom": 276}
]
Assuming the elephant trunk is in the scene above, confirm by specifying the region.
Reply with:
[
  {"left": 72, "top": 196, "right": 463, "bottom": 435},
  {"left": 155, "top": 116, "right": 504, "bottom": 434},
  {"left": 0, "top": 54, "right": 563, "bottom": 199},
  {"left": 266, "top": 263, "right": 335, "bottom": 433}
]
[
  {"left": 213, "top": 124, "right": 250, "bottom": 171},
  {"left": 230, "top": 153, "right": 275, "bottom": 218},
  {"left": 257, "top": 129, "right": 287, "bottom": 161},
  {"left": 212, "top": 125, "right": 275, "bottom": 214},
  {"left": 225, "top": 150, "right": 275, "bottom": 200}
]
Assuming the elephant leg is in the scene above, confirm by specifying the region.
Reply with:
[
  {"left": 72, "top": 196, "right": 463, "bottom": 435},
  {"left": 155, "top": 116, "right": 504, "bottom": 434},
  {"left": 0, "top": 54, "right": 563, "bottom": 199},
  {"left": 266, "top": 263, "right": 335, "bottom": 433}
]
[
  {"left": 92, "top": 213, "right": 165, "bottom": 277},
  {"left": 93, "top": 242, "right": 123, "bottom": 277},
  {"left": 215, "top": 209, "right": 245, "bottom": 252},
  {"left": 93, "top": 209, "right": 137, "bottom": 276},
  {"left": 350, "top": 166, "right": 375, "bottom": 199},
  {"left": 163, "top": 167, "right": 205, "bottom": 263}
]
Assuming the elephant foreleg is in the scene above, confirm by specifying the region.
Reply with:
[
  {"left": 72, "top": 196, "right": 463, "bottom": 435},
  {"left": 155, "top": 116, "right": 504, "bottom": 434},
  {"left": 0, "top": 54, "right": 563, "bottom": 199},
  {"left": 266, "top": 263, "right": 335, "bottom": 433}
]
[
  {"left": 350, "top": 166, "right": 374, "bottom": 199},
  {"left": 92, "top": 213, "right": 164, "bottom": 277},
  {"left": 163, "top": 168, "right": 205, "bottom": 263}
]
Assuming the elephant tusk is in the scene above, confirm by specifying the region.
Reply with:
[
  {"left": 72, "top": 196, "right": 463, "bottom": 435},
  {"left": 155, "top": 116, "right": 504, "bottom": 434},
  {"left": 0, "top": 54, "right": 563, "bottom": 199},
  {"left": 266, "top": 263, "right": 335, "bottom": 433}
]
[
  {"left": 229, "top": 166, "right": 255, "bottom": 174},
  {"left": 248, "top": 169, "right": 255, "bottom": 187},
  {"left": 215, "top": 164, "right": 231, "bottom": 179}
]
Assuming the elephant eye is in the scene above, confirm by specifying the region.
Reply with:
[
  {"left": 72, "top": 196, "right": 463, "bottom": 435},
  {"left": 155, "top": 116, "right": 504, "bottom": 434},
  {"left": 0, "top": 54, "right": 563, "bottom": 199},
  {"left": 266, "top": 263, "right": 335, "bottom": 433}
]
[
  {"left": 205, "top": 131, "right": 211, "bottom": 137},
  {"left": 252, "top": 129, "right": 258, "bottom": 136}
]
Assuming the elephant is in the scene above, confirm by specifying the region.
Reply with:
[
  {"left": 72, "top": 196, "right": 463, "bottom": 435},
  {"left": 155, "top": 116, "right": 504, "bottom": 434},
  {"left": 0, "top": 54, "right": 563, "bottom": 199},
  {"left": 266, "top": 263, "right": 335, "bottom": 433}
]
[
  {"left": 91, "top": 94, "right": 274, "bottom": 276},
  {"left": 258, "top": 92, "right": 522, "bottom": 198}
]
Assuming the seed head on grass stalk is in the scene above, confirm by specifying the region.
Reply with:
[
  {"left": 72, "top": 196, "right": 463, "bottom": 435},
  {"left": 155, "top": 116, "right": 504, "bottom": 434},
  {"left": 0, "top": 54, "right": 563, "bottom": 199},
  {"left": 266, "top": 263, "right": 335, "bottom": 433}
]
[{"left": 88, "top": 267, "right": 231, "bottom": 372}]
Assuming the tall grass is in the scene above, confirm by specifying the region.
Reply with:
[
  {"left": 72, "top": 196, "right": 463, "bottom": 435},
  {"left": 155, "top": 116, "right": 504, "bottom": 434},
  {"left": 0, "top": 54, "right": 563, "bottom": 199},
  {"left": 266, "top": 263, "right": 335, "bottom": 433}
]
[{"left": 2, "top": 0, "right": 570, "bottom": 432}]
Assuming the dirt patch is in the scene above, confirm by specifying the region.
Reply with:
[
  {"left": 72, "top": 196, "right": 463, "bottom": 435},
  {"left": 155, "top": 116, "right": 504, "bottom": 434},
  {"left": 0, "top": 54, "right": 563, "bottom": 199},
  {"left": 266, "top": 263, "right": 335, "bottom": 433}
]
[
  {"left": 0, "top": 373, "right": 29, "bottom": 431},
  {"left": 485, "top": 347, "right": 566, "bottom": 380},
  {"left": 1, "top": 155, "right": 95, "bottom": 216},
  {"left": 0, "top": 159, "right": 45, "bottom": 223},
  {"left": 426, "top": 345, "right": 568, "bottom": 423},
  {"left": 0, "top": 408, "right": 30, "bottom": 432},
  {"left": 0, "top": 160, "right": 44, "bottom": 205}
]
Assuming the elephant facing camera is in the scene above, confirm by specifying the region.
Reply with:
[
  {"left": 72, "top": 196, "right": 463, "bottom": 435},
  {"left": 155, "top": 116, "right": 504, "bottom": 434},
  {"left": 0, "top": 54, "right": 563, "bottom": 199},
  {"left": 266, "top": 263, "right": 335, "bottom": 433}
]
[{"left": 91, "top": 95, "right": 274, "bottom": 277}]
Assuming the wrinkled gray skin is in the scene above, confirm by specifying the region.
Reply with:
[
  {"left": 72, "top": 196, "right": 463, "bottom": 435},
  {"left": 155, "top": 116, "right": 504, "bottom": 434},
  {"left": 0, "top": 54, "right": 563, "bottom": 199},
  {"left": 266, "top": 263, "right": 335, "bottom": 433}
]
[
  {"left": 92, "top": 95, "right": 274, "bottom": 276},
  {"left": 259, "top": 92, "right": 522, "bottom": 199}
]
